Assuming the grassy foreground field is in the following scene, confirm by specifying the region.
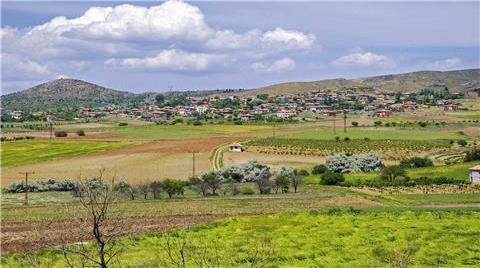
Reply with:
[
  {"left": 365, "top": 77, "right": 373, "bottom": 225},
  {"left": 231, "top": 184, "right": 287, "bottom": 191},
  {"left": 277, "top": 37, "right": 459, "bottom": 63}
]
[
  {"left": 2, "top": 210, "right": 479, "bottom": 267},
  {"left": 0, "top": 140, "right": 138, "bottom": 167}
]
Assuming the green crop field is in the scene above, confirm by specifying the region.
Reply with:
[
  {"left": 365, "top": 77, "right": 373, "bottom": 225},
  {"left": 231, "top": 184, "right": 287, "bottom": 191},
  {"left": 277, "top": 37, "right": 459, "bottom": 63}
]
[
  {"left": 383, "top": 193, "right": 480, "bottom": 205},
  {"left": 281, "top": 127, "right": 464, "bottom": 140},
  {"left": 3, "top": 210, "right": 479, "bottom": 267},
  {"left": 0, "top": 140, "right": 138, "bottom": 167},
  {"left": 110, "top": 124, "right": 272, "bottom": 139},
  {"left": 344, "top": 161, "right": 480, "bottom": 181}
]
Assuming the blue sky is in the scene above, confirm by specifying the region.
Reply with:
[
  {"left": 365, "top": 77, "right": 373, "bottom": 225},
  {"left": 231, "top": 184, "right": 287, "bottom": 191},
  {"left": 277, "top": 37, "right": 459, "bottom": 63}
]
[{"left": 1, "top": 1, "right": 479, "bottom": 94}]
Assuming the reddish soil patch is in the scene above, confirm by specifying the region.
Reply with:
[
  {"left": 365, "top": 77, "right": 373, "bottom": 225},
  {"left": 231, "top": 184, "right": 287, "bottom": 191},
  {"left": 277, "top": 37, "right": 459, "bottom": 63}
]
[{"left": 1, "top": 215, "right": 226, "bottom": 254}]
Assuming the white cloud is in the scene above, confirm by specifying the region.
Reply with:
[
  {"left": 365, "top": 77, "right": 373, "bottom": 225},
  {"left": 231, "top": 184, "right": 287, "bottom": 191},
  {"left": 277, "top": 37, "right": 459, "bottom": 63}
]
[
  {"left": 261, "top": 28, "right": 315, "bottom": 50},
  {"left": 1, "top": 53, "right": 51, "bottom": 79},
  {"left": 332, "top": 51, "right": 396, "bottom": 69},
  {"left": 428, "top": 58, "right": 462, "bottom": 70},
  {"left": 106, "top": 49, "right": 226, "bottom": 71},
  {"left": 206, "top": 28, "right": 315, "bottom": 51},
  {"left": 1, "top": 0, "right": 316, "bottom": 91},
  {"left": 251, "top": 57, "right": 296, "bottom": 73},
  {"left": 30, "top": 1, "right": 212, "bottom": 41}
]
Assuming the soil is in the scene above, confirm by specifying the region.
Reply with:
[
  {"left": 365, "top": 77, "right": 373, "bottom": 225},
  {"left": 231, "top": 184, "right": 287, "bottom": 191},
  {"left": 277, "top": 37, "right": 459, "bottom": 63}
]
[{"left": 1, "top": 215, "right": 226, "bottom": 254}]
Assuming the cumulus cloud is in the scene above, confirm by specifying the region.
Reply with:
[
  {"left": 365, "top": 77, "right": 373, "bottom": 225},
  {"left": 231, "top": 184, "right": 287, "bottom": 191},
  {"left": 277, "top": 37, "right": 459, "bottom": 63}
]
[
  {"left": 332, "top": 51, "right": 396, "bottom": 69},
  {"left": 30, "top": 1, "right": 212, "bottom": 41},
  {"left": 427, "top": 58, "right": 462, "bottom": 70},
  {"left": 106, "top": 49, "right": 226, "bottom": 71},
  {"left": 1, "top": 0, "right": 316, "bottom": 91},
  {"left": 251, "top": 57, "right": 296, "bottom": 73}
]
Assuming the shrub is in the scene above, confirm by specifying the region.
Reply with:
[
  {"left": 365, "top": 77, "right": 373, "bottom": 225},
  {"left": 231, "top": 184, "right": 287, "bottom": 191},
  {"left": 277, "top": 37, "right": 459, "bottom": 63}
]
[
  {"left": 54, "top": 130, "right": 68, "bottom": 137},
  {"left": 3, "top": 179, "right": 76, "bottom": 193},
  {"left": 192, "top": 121, "right": 203, "bottom": 126},
  {"left": 297, "top": 169, "right": 309, "bottom": 176},
  {"left": 118, "top": 122, "right": 128, "bottom": 126},
  {"left": 311, "top": 164, "right": 328, "bottom": 175},
  {"left": 400, "top": 157, "right": 433, "bottom": 168},
  {"left": 326, "top": 153, "right": 382, "bottom": 173},
  {"left": 76, "top": 129, "right": 85, "bottom": 136},
  {"left": 320, "top": 171, "right": 345, "bottom": 185},
  {"left": 418, "top": 122, "right": 427, "bottom": 127},
  {"left": 351, "top": 121, "right": 359, "bottom": 127},
  {"left": 457, "top": 140, "right": 467, "bottom": 147},
  {"left": 464, "top": 148, "right": 480, "bottom": 162},
  {"left": 241, "top": 186, "right": 255, "bottom": 195}
]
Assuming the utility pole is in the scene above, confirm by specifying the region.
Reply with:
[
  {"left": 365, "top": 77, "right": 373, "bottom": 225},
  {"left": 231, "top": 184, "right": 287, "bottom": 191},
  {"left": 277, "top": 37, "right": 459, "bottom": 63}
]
[
  {"left": 192, "top": 152, "right": 196, "bottom": 178},
  {"left": 332, "top": 112, "right": 336, "bottom": 135},
  {"left": 49, "top": 122, "right": 53, "bottom": 139},
  {"left": 19, "top": 171, "right": 34, "bottom": 205},
  {"left": 272, "top": 122, "right": 276, "bottom": 138},
  {"left": 343, "top": 109, "right": 347, "bottom": 133}
]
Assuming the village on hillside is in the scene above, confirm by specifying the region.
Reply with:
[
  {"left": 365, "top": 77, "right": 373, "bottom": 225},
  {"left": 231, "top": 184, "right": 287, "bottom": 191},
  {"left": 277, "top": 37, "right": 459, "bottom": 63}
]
[{"left": 3, "top": 85, "right": 470, "bottom": 123}]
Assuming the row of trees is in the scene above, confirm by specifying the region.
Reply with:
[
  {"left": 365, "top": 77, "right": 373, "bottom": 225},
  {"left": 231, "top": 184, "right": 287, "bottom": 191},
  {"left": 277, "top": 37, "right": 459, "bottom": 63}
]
[{"left": 189, "top": 162, "right": 302, "bottom": 195}]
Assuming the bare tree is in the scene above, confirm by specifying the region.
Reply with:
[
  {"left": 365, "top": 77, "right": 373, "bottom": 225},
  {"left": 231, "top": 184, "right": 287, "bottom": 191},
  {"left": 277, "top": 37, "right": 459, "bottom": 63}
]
[
  {"left": 138, "top": 181, "right": 150, "bottom": 199},
  {"left": 291, "top": 174, "right": 302, "bottom": 193},
  {"left": 159, "top": 231, "right": 188, "bottom": 268},
  {"left": 61, "top": 175, "right": 124, "bottom": 268}
]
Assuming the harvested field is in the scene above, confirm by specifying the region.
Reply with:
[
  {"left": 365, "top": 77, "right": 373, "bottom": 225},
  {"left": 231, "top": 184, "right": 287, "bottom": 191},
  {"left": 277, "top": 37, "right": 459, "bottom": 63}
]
[
  {"left": 1, "top": 215, "right": 224, "bottom": 254},
  {"left": 1, "top": 137, "right": 238, "bottom": 186}
]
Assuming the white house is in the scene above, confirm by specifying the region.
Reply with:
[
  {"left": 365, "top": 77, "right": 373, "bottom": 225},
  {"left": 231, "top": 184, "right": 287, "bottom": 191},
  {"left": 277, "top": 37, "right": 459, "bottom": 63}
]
[
  {"left": 469, "top": 165, "right": 480, "bottom": 184},
  {"left": 229, "top": 143, "right": 244, "bottom": 152}
]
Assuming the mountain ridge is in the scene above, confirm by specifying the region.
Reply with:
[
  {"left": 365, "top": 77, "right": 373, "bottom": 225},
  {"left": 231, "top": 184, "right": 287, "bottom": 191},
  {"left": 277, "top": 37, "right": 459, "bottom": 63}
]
[{"left": 1, "top": 69, "right": 479, "bottom": 112}]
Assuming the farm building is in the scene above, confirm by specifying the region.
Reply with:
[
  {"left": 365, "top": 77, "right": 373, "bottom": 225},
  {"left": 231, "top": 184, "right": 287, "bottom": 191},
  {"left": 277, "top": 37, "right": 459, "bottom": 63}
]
[
  {"left": 229, "top": 143, "right": 245, "bottom": 152},
  {"left": 469, "top": 165, "right": 480, "bottom": 184}
]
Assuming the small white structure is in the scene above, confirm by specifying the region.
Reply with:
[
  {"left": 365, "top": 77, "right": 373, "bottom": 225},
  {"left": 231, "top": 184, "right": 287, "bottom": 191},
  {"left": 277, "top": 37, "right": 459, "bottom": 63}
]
[
  {"left": 229, "top": 143, "right": 244, "bottom": 152},
  {"left": 469, "top": 165, "right": 480, "bottom": 184}
]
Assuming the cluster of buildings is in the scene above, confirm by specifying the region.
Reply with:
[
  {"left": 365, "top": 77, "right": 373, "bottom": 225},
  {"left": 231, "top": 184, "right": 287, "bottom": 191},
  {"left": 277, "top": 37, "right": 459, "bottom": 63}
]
[
  {"left": 74, "top": 87, "right": 466, "bottom": 121},
  {"left": 4, "top": 87, "right": 466, "bottom": 122}
]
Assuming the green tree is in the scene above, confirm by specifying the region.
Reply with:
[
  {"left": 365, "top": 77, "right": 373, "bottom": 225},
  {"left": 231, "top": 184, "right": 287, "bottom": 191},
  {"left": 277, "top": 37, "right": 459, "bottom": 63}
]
[
  {"left": 155, "top": 94, "right": 165, "bottom": 105},
  {"left": 161, "top": 179, "right": 185, "bottom": 198},
  {"left": 380, "top": 165, "right": 406, "bottom": 182},
  {"left": 320, "top": 171, "right": 345, "bottom": 185}
]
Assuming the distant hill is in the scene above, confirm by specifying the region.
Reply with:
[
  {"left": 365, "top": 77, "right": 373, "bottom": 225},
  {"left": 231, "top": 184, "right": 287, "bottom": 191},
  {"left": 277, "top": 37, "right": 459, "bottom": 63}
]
[
  {"left": 229, "top": 69, "right": 480, "bottom": 97},
  {"left": 1, "top": 69, "right": 478, "bottom": 112},
  {"left": 0, "top": 79, "right": 154, "bottom": 112}
]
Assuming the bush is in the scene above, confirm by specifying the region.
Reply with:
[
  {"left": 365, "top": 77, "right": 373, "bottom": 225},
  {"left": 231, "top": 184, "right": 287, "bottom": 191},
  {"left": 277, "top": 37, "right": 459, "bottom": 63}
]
[
  {"left": 311, "top": 164, "right": 328, "bottom": 175},
  {"left": 76, "top": 129, "right": 85, "bottom": 136},
  {"left": 351, "top": 121, "right": 359, "bottom": 127},
  {"left": 342, "top": 176, "right": 466, "bottom": 187},
  {"left": 400, "top": 157, "right": 433, "bottom": 168},
  {"left": 118, "top": 122, "right": 128, "bottom": 126},
  {"left": 297, "top": 169, "right": 309, "bottom": 176},
  {"left": 464, "top": 148, "right": 480, "bottom": 162},
  {"left": 241, "top": 186, "right": 255, "bottom": 195},
  {"left": 54, "top": 130, "right": 68, "bottom": 137},
  {"left": 192, "top": 121, "right": 203, "bottom": 126},
  {"left": 320, "top": 171, "right": 345, "bottom": 185},
  {"left": 326, "top": 153, "right": 382, "bottom": 173},
  {"left": 3, "top": 179, "right": 76, "bottom": 193},
  {"left": 457, "top": 139, "right": 467, "bottom": 147}
]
